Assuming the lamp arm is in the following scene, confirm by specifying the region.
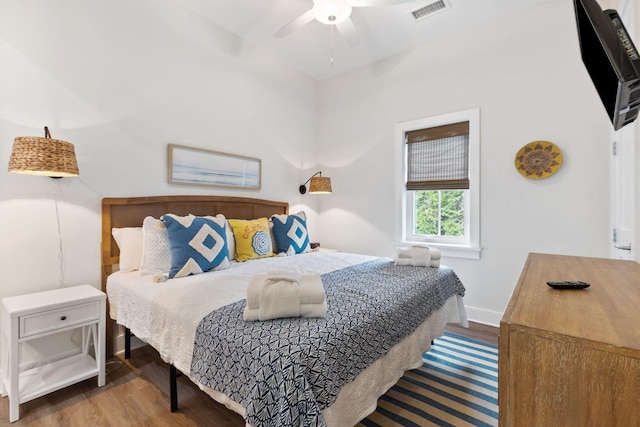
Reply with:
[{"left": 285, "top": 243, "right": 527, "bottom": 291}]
[
  {"left": 301, "top": 171, "right": 322, "bottom": 186},
  {"left": 299, "top": 171, "right": 323, "bottom": 194}
]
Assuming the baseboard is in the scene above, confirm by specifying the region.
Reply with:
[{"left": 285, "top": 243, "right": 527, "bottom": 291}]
[{"left": 464, "top": 305, "right": 502, "bottom": 327}]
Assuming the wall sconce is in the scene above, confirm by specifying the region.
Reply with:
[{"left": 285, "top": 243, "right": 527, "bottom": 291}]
[
  {"left": 8, "top": 126, "right": 79, "bottom": 288},
  {"left": 299, "top": 171, "right": 332, "bottom": 194},
  {"left": 8, "top": 126, "right": 79, "bottom": 178}
]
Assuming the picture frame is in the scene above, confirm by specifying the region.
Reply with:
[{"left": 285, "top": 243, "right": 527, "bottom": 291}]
[{"left": 168, "top": 144, "right": 261, "bottom": 189}]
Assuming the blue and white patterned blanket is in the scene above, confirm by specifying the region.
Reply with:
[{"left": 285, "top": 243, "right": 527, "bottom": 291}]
[{"left": 190, "top": 259, "right": 465, "bottom": 427}]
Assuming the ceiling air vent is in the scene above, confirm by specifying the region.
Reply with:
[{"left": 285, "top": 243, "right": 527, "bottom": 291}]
[{"left": 411, "top": 0, "right": 449, "bottom": 21}]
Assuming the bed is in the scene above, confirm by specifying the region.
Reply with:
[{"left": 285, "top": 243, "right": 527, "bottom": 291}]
[{"left": 101, "top": 195, "right": 468, "bottom": 427}]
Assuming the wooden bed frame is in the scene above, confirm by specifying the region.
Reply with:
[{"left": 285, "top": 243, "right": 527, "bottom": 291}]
[{"left": 101, "top": 195, "right": 289, "bottom": 356}]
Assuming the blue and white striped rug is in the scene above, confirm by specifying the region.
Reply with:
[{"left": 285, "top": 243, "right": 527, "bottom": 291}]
[{"left": 358, "top": 332, "right": 499, "bottom": 427}]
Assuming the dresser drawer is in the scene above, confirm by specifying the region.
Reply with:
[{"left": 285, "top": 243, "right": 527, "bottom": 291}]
[{"left": 19, "top": 301, "right": 100, "bottom": 338}]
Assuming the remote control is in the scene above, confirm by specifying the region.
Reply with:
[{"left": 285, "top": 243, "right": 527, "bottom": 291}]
[{"left": 546, "top": 281, "right": 590, "bottom": 289}]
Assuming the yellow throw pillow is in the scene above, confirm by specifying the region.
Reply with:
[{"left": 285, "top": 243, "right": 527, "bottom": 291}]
[{"left": 228, "top": 218, "right": 274, "bottom": 262}]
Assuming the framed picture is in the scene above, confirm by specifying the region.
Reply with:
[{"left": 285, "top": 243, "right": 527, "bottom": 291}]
[{"left": 168, "top": 144, "right": 261, "bottom": 189}]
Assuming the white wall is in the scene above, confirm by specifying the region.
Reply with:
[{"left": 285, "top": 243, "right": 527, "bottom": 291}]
[
  {"left": 316, "top": 0, "right": 612, "bottom": 325},
  {"left": 0, "top": 0, "right": 623, "bottom": 336},
  {"left": 0, "top": 0, "right": 319, "bottom": 359}
]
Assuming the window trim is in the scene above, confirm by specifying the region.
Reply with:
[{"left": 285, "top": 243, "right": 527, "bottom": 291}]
[{"left": 394, "top": 108, "right": 481, "bottom": 259}]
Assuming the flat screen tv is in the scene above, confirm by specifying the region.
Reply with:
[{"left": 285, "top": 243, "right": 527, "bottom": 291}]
[{"left": 574, "top": 0, "right": 640, "bottom": 130}]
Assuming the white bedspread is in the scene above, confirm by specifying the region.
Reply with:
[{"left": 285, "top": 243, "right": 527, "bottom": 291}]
[
  {"left": 108, "top": 252, "right": 376, "bottom": 372},
  {"left": 106, "top": 251, "right": 468, "bottom": 426}
]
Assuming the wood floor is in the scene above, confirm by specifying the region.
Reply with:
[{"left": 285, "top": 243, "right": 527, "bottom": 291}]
[
  {"left": 445, "top": 320, "right": 499, "bottom": 346},
  {"left": 0, "top": 321, "right": 498, "bottom": 426}
]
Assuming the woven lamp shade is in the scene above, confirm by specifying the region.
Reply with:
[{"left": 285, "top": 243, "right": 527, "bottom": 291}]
[
  {"left": 9, "top": 135, "right": 79, "bottom": 177},
  {"left": 309, "top": 176, "right": 332, "bottom": 194}
]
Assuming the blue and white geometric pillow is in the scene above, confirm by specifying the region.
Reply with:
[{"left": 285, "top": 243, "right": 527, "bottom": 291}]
[
  {"left": 271, "top": 212, "right": 311, "bottom": 255},
  {"left": 161, "top": 214, "right": 230, "bottom": 279}
]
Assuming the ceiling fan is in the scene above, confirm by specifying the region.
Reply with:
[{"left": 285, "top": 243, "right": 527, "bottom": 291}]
[{"left": 275, "top": 0, "right": 415, "bottom": 47}]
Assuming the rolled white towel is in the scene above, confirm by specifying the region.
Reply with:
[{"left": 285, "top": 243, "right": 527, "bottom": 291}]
[
  {"left": 393, "top": 247, "right": 411, "bottom": 264},
  {"left": 410, "top": 246, "right": 431, "bottom": 267},
  {"left": 393, "top": 245, "right": 443, "bottom": 267},
  {"left": 246, "top": 271, "right": 301, "bottom": 310},
  {"left": 394, "top": 257, "right": 413, "bottom": 266},
  {"left": 265, "top": 271, "right": 301, "bottom": 283},
  {"left": 244, "top": 271, "right": 327, "bottom": 321},
  {"left": 243, "top": 307, "right": 260, "bottom": 321},
  {"left": 395, "top": 247, "right": 412, "bottom": 259},
  {"left": 298, "top": 274, "right": 326, "bottom": 305},
  {"left": 247, "top": 272, "right": 325, "bottom": 309},
  {"left": 259, "top": 277, "right": 301, "bottom": 320},
  {"left": 246, "top": 275, "right": 262, "bottom": 309},
  {"left": 244, "top": 302, "right": 327, "bottom": 321},
  {"left": 300, "top": 302, "right": 327, "bottom": 318},
  {"left": 428, "top": 248, "right": 440, "bottom": 267}
]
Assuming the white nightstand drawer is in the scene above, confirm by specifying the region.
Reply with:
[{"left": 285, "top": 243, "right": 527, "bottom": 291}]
[{"left": 20, "top": 301, "right": 100, "bottom": 338}]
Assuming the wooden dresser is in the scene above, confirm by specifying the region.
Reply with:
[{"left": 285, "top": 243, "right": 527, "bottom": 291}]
[{"left": 499, "top": 253, "right": 640, "bottom": 426}]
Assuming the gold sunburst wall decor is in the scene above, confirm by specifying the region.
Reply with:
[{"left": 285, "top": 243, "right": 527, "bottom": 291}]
[{"left": 514, "top": 140, "right": 563, "bottom": 179}]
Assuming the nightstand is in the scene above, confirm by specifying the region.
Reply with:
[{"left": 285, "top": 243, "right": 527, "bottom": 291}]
[
  {"left": 1, "top": 285, "right": 106, "bottom": 422},
  {"left": 310, "top": 243, "right": 338, "bottom": 253}
]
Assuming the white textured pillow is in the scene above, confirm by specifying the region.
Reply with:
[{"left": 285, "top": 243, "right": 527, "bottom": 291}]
[
  {"left": 112, "top": 227, "right": 143, "bottom": 272},
  {"left": 140, "top": 216, "right": 172, "bottom": 275}
]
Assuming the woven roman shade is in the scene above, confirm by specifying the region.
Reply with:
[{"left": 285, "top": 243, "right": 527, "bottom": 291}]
[{"left": 406, "top": 121, "right": 469, "bottom": 191}]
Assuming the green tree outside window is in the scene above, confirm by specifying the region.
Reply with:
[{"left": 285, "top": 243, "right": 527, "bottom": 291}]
[{"left": 414, "top": 190, "right": 465, "bottom": 237}]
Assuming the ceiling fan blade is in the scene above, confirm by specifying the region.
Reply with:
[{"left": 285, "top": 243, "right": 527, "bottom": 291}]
[
  {"left": 349, "top": 0, "right": 414, "bottom": 6},
  {"left": 275, "top": 9, "right": 315, "bottom": 38},
  {"left": 335, "top": 17, "right": 359, "bottom": 47}
]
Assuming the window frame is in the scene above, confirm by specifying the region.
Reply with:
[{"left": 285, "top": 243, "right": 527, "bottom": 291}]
[{"left": 394, "top": 108, "right": 481, "bottom": 259}]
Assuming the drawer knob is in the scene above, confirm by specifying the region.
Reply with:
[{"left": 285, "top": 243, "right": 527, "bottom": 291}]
[{"left": 60, "top": 316, "right": 67, "bottom": 321}]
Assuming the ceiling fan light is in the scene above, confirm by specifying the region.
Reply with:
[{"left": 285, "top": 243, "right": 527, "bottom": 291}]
[{"left": 313, "top": 0, "right": 352, "bottom": 25}]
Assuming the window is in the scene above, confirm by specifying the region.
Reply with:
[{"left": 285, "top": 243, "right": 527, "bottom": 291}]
[
  {"left": 411, "top": 189, "right": 467, "bottom": 240},
  {"left": 395, "top": 109, "right": 480, "bottom": 259}
]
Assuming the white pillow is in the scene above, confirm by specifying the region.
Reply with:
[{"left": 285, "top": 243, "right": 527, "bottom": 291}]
[
  {"left": 112, "top": 227, "right": 143, "bottom": 272},
  {"left": 140, "top": 216, "right": 172, "bottom": 275}
]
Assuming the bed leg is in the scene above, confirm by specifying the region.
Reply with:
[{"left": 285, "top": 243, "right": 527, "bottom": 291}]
[
  {"left": 170, "top": 365, "right": 178, "bottom": 412},
  {"left": 124, "top": 327, "right": 131, "bottom": 359}
]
